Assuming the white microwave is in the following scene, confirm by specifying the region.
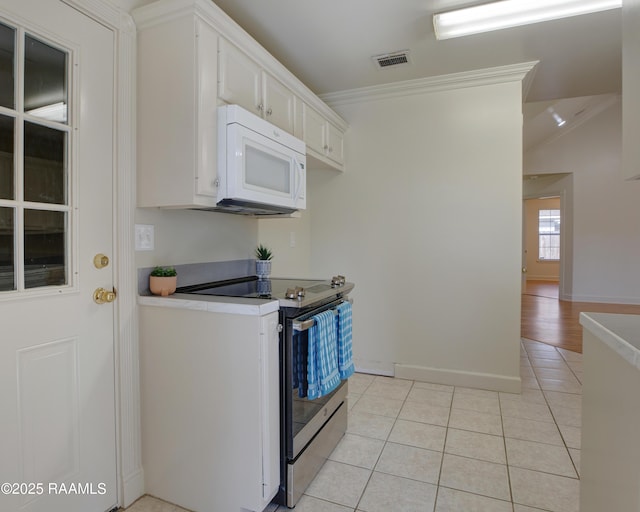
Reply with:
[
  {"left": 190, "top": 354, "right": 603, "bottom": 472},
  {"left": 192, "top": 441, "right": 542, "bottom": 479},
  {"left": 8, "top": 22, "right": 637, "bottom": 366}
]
[{"left": 216, "top": 104, "right": 306, "bottom": 215}]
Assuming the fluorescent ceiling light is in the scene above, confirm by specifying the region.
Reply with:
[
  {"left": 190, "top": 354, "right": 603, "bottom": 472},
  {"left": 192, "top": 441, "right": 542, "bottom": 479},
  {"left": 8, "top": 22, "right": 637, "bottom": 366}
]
[{"left": 433, "top": 0, "right": 622, "bottom": 40}]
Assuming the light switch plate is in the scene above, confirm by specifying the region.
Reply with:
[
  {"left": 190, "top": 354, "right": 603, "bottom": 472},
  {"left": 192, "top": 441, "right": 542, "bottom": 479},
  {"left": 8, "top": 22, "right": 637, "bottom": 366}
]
[{"left": 135, "top": 224, "right": 154, "bottom": 251}]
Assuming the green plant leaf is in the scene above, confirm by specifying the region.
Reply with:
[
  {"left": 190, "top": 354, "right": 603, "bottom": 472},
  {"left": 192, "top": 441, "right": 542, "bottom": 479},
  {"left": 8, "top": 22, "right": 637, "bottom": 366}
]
[
  {"left": 150, "top": 266, "right": 177, "bottom": 277},
  {"left": 255, "top": 244, "right": 273, "bottom": 261}
]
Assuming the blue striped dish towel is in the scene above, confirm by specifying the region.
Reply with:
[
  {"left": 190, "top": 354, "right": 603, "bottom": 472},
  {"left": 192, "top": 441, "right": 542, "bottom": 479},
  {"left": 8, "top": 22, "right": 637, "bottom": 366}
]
[
  {"left": 336, "top": 301, "right": 354, "bottom": 379},
  {"left": 292, "top": 331, "right": 308, "bottom": 398},
  {"left": 307, "top": 310, "right": 340, "bottom": 400}
]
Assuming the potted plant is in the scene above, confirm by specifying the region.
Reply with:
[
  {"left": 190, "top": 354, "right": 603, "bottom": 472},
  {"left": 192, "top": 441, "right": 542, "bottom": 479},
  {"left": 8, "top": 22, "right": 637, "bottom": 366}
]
[
  {"left": 255, "top": 244, "right": 273, "bottom": 279},
  {"left": 149, "top": 266, "right": 177, "bottom": 296}
]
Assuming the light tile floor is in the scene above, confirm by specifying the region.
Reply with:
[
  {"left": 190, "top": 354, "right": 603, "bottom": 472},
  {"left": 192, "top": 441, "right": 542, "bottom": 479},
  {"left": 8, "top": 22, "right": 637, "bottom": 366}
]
[{"left": 124, "top": 338, "right": 582, "bottom": 512}]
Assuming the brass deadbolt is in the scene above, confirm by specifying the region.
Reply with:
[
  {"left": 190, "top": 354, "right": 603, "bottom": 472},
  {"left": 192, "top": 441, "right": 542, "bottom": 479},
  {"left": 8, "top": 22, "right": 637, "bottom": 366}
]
[{"left": 94, "top": 253, "right": 109, "bottom": 269}]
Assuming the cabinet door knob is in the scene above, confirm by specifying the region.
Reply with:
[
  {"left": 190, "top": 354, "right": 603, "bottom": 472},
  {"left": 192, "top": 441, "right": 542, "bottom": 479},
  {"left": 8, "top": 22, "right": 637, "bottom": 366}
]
[
  {"left": 266, "top": 107, "right": 272, "bottom": 116},
  {"left": 257, "top": 103, "right": 264, "bottom": 111}
]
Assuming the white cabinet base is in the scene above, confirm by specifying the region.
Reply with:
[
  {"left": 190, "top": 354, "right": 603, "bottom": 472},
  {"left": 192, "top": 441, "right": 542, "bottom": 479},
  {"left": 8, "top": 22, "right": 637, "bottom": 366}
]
[{"left": 139, "top": 306, "right": 279, "bottom": 512}]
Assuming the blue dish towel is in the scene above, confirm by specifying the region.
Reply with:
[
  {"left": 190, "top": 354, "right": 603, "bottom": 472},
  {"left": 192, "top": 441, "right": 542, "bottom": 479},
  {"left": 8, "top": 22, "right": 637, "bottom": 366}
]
[
  {"left": 292, "top": 331, "right": 308, "bottom": 398},
  {"left": 307, "top": 310, "right": 340, "bottom": 400},
  {"left": 336, "top": 301, "right": 355, "bottom": 380}
]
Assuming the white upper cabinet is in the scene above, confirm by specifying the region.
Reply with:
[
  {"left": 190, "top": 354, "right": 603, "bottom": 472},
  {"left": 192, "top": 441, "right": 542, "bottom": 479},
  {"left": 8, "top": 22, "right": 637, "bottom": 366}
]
[
  {"left": 302, "top": 103, "right": 327, "bottom": 156},
  {"left": 217, "top": 37, "right": 261, "bottom": 113},
  {"left": 219, "top": 38, "right": 295, "bottom": 133},
  {"left": 262, "top": 72, "right": 295, "bottom": 134},
  {"left": 136, "top": 14, "right": 220, "bottom": 208},
  {"left": 302, "top": 103, "right": 345, "bottom": 171},
  {"left": 133, "top": 0, "right": 348, "bottom": 209},
  {"left": 326, "top": 121, "right": 345, "bottom": 166}
]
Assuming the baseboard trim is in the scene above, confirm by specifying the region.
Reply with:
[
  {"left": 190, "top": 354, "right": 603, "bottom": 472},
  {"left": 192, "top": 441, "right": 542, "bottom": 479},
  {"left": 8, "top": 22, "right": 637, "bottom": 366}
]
[
  {"left": 354, "top": 359, "right": 394, "bottom": 377},
  {"left": 394, "top": 364, "right": 521, "bottom": 393},
  {"left": 565, "top": 294, "right": 640, "bottom": 305},
  {"left": 122, "top": 468, "right": 145, "bottom": 508}
]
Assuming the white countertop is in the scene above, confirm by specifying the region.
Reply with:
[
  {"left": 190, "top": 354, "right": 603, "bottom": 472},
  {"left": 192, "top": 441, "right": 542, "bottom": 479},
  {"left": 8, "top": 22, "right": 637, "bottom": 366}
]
[
  {"left": 580, "top": 313, "right": 640, "bottom": 370},
  {"left": 138, "top": 292, "right": 279, "bottom": 316}
]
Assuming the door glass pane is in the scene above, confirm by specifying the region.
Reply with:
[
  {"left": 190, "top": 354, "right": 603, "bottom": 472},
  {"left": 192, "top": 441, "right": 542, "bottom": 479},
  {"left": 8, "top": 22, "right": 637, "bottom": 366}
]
[
  {"left": 245, "top": 143, "right": 291, "bottom": 194},
  {"left": 24, "top": 121, "right": 66, "bottom": 204},
  {"left": 0, "top": 207, "right": 14, "bottom": 291},
  {"left": 0, "top": 22, "right": 15, "bottom": 109},
  {"left": 0, "top": 114, "right": 14, "bottom": 199},
  {"left": 24, "top": 34, "right": 67, "bottom": 123},
  {"left": 24, "top": 209, "right": 66, "bottom": 288}
]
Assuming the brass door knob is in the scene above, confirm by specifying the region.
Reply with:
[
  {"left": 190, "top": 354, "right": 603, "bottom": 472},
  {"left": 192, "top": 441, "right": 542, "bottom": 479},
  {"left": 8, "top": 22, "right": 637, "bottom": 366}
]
[{"left": 94, "top": 287, "right": 117, "bottom": 304}]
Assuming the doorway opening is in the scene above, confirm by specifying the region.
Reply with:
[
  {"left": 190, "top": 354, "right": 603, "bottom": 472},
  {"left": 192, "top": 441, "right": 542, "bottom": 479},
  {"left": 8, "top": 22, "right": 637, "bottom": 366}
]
[{"left": 521, "top": 173, "right": 576, "bottom": 350}]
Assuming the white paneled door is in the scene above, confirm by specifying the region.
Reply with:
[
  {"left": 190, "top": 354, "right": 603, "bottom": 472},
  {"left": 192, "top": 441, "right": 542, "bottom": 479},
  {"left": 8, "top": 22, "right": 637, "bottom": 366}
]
[{"left": 0, "top": 1, "right": 117, "bottom": 512}]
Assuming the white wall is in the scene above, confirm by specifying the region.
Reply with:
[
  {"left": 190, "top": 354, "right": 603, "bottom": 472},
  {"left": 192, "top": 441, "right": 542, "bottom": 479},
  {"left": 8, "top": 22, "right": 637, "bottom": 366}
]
[
  {"left": 134, "top": 208, "right": 258, "bottom": 269},
  {"left": 287, "top": 77, "right": 524, "bottom": 391},
  {"left": 525, "top": 99, "right": 640, "bottom": 304},
  {"left": 257, "top": 212, "right": 312, "bottom": 278}
]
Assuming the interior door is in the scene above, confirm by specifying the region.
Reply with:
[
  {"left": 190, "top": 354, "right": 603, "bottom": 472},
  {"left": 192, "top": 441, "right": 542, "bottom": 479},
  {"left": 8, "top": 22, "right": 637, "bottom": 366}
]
[{"left": 0, "top": 2, "right": 117, "bottom": 511}]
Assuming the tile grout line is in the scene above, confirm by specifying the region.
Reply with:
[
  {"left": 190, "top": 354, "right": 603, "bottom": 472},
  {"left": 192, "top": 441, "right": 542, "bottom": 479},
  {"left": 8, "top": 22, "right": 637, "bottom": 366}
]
[
  {"left": 540, "top": 346, "right": 582, "bottom": 480},
  {"left": 500, "top": 346, "right": 515, "bottom": 510},
  {"left": 431, "top": 379, "right": 454, "bottom": 512},
  {"left": 352, "top": 375, "right": 413, "bottom": 512}
]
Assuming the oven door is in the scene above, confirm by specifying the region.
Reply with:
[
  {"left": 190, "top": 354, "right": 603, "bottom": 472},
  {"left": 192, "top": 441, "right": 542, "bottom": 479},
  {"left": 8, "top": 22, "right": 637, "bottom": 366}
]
[{"left": 282, "top": 298, "right": 348, "bottom": 460}]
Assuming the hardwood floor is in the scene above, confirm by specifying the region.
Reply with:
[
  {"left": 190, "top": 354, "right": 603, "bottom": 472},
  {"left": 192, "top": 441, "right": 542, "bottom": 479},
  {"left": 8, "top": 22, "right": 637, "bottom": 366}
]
[{"left": 521, "top": 280, "right": 640, "bottom": 353}]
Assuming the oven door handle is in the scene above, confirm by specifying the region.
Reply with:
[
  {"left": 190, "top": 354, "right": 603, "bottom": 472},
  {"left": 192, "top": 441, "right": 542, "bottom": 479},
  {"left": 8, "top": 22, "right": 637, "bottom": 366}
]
[
  {"left": 291, "top": 298, "right": 353, "bottom": 332},
  {"left": 292, "top": 318, "right": 315, "bottom": 332}
]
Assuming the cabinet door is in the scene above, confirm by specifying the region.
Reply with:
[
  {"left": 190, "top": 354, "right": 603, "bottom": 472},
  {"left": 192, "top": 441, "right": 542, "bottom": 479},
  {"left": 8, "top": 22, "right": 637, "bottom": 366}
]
[
  {"left": 260, "top": 312, "right": 280, "bottom": 504},
  {"left": 263, "top": 71, "right": 295, "bottom": 133},
  {"left": 218, "top": 38, "right": 261, "bottom": 115},
  {"left": 302, "top": 103, "right": 326, "bottom": 156},
  {"left": 326, "top": 122, "right": 345, "bottom": 165},
  {"left": 195, "top": 20, "right": 219, "bottom": 197}
]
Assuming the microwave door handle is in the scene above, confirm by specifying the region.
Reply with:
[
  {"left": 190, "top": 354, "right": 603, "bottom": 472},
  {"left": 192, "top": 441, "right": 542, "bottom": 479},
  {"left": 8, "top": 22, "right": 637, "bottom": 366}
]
[{"left": 293, "top": 156, "right": 303, "bottom": 203}]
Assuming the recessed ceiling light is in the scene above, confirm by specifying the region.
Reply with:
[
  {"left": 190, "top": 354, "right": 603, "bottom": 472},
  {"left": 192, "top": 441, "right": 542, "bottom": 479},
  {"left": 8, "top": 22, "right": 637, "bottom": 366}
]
[
  {"left": 547, "top": 107, "right": 566, "bottom": 127},
  {"left": 433, "top": 0, "right": 622, "bottom": 40}
]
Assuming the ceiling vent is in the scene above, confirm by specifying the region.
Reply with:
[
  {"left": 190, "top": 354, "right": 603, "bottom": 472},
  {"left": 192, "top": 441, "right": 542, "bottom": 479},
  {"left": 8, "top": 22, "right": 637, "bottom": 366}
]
[{"left": 372, "top": 50, "right": 411, "bottom": 70}]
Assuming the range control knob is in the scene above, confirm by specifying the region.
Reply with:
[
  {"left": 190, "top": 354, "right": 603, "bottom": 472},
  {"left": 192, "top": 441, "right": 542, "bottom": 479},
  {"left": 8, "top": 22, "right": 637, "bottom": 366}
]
[
  {"left": 331, "top": 275, "right": 346, "bottom": 287},
  {"left": 285, "top": 287, "right": 306, "bottom": 300}
]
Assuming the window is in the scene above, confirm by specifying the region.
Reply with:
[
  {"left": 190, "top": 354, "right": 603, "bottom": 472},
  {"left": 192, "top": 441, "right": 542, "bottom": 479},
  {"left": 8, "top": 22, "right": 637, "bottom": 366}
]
[
  {"left": 0, "top": 21, "right": 72, "bottom": 293},
  {"left": 538, "top": 209, "right": 560, "bottom": 261}
]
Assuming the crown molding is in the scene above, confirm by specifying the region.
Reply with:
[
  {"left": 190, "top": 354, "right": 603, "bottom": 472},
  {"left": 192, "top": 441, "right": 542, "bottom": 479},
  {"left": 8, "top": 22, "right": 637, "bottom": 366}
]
[{"left": 320, "top": 61, "right": 539, "bottom": 107}]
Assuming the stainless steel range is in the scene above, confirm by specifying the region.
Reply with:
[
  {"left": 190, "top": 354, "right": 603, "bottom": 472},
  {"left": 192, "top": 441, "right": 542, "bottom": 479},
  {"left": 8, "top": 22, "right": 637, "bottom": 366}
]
[{"left": 176, "top": 275, "right": 354, "bottom": 508}]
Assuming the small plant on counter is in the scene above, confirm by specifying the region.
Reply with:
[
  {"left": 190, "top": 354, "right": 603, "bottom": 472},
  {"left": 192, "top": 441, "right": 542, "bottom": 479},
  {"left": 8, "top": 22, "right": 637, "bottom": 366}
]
[
  {"left": 255, "top": 244, "right": 273, "bottom": 261},
  {"left": 255, "top": 245, "right": 273, "bottom": 279},
  {"left": 150, "top": 266, "right": 177, "bottom": 277},
  {"left": 149, "top": 266, "right": 178, "bottom": 296}
]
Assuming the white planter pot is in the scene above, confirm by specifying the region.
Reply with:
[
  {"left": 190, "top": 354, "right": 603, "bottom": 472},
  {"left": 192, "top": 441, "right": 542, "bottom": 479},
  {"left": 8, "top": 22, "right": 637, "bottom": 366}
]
[{"left": 256, "top": 260, "right": 272, "bottom": 279}]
